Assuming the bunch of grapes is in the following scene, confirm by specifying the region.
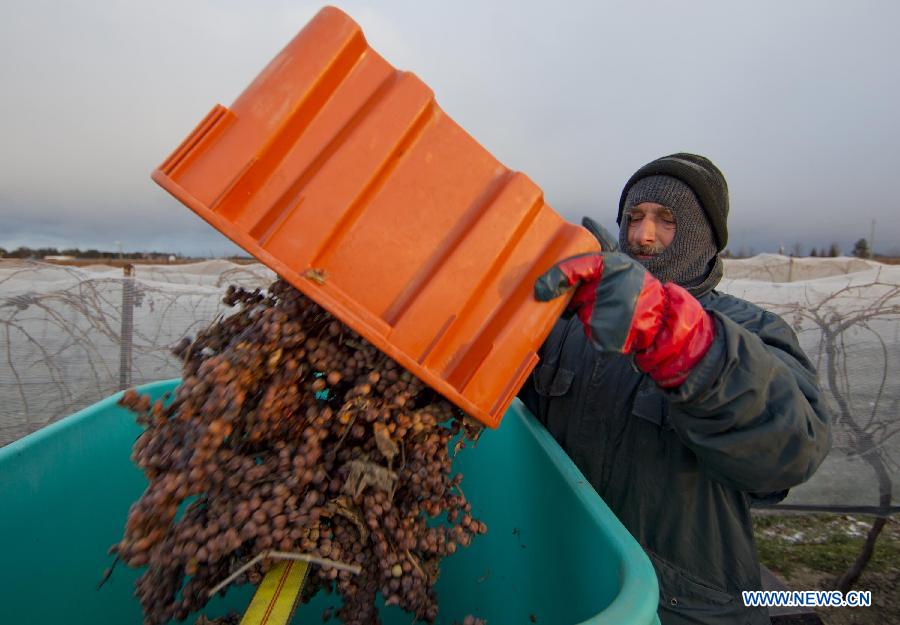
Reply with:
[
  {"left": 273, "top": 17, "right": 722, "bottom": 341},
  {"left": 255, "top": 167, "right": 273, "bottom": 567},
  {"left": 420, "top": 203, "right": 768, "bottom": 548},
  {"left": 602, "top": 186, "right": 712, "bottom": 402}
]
[{"left": 113, "top": 279, "right": 487, "bottom": 625}]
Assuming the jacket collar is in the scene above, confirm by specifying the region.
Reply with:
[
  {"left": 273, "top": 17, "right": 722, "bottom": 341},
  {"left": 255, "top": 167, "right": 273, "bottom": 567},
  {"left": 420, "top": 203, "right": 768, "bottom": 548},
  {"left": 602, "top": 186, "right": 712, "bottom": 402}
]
[{"left": 684, "top": 255, "right": 723, "bottom": 299}]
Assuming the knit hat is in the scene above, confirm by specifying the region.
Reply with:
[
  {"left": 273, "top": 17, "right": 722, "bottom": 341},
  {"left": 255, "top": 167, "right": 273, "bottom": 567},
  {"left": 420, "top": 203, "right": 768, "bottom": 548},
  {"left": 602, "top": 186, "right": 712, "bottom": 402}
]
[
  {"left": 617, "top": 153, "right": 729, "bottom": 251},
  {"left": 617, "top": 175, "right": 721, "bottom": 294}
]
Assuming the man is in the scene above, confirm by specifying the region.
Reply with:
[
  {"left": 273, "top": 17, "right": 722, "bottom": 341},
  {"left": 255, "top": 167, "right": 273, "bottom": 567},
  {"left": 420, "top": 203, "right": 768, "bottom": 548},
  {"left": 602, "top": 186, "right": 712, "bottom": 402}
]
[{"left": 520, "top": 153, "right": 832, "bottom": 625}]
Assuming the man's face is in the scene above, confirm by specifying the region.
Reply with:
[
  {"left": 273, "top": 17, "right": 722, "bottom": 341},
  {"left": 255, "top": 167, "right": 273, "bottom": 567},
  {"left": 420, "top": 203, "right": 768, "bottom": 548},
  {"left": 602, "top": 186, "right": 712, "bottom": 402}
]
[{"left": 625, "top": 202, "right": 676, "bottom": 259}]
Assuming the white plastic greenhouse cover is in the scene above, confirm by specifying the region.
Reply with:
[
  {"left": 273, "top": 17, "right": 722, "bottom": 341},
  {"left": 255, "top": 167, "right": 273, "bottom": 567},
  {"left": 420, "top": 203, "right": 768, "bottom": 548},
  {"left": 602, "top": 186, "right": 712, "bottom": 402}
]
[{"left": 1, "top": 255, "right": 898, "bottom": 511}]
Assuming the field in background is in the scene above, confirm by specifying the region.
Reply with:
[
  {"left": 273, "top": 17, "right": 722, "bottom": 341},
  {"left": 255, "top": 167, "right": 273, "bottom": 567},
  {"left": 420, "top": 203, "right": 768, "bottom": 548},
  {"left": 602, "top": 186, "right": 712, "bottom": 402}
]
[
  {"left": 2, "top": 254, "right": 898, "bottom": 509},
  {"left": 754, "top": 512, "right": 900, "bottom": 624},
  {"left": 41, "top": 257, "right": 258, "bottom": 267}
]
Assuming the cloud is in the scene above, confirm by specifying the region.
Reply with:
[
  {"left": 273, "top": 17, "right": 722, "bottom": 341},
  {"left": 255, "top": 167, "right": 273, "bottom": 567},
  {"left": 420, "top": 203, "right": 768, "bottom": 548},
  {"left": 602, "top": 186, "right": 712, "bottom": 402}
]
[{"left": 2, "top": 1, "right": 899, "bottom": 255}]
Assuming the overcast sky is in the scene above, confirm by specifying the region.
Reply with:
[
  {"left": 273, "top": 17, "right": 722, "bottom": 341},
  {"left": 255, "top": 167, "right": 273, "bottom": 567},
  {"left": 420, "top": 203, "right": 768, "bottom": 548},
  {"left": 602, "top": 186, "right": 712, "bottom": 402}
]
[{"left": 2, "top": 0, "right": 899, "bottom": 256}]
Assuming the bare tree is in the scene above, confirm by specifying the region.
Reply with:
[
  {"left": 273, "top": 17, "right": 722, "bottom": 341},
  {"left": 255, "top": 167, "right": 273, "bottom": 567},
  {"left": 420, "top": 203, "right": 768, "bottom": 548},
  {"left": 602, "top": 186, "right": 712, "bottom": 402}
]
[
  {"left": 0, "top": 261, "right": 272, "bottom": 446},
  {"left": 759, "top": 270, "right": 900, "bottom": 591}
]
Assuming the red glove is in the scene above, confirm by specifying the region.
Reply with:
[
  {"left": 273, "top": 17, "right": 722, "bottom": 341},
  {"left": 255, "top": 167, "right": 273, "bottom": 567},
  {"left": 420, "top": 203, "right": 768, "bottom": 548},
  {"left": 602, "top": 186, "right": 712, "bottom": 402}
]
[{"left": 534, "top": 252, "right": 715, "bottom": 388}]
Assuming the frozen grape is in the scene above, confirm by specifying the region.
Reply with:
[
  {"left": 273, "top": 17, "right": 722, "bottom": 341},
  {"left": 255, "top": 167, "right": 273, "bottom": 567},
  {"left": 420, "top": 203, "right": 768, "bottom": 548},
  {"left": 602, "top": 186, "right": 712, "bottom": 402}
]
[{"left": 114, "top": 280, "right": 486, "bottom": 625}]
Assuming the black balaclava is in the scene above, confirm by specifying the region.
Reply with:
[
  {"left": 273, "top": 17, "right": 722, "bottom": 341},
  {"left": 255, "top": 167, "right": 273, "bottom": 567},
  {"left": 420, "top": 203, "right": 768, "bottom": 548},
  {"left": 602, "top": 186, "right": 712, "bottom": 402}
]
[{"left": 616, "top": 154, "right": 729, "bottom": 296}]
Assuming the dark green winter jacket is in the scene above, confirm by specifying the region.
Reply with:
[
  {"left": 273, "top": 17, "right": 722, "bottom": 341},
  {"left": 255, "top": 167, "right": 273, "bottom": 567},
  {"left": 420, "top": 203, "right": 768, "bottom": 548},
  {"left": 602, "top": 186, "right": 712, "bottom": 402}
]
[{"left": 519, "top": 289, "right": 832, "bottom": 625}]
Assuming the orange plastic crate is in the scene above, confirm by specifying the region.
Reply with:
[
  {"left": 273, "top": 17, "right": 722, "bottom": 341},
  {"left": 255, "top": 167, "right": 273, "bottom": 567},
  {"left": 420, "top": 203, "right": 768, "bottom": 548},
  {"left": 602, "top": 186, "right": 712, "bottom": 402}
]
[{"left": 152, "top": 6, "right": 598, "bottom": 428}]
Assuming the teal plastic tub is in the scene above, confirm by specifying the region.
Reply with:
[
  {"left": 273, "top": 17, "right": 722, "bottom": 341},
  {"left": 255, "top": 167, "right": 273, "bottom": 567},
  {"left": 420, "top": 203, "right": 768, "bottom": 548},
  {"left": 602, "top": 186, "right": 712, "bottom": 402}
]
[{"left": 0, "top": 379, "right": 659, "bottom": 625}]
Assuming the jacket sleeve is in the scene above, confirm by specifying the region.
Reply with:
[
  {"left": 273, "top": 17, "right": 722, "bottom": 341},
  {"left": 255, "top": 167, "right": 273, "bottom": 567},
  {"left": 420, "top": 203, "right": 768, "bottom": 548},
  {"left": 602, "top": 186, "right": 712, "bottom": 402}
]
[{"left": 663, "top": 304, "right": 832, "bottom": 493}]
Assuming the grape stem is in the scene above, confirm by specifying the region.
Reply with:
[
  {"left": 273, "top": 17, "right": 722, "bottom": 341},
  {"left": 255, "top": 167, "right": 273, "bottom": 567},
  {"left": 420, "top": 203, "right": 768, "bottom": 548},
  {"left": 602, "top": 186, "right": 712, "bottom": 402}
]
[
  {"left": 404, "top": 549, "right": 427, "bottom": 583},
  {"left": 207, "top": 549, "right": 362, "bottom": 597}
]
